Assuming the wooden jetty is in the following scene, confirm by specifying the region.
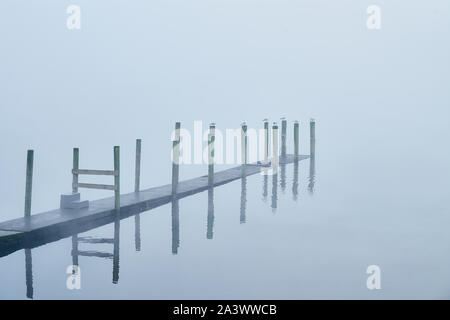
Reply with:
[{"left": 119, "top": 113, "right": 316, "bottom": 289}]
[
  {"left": 0, "top": 118, "right": 317, "bottom": 258},
  {"left": 0, "top": 154, "right": 308, "bottom": 257}
]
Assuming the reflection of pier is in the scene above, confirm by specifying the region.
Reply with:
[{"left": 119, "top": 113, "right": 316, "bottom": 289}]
[
  {"left": 308, "top": 155, "right": 316, "bottom": 195},
  {"left": 71, "top": 217, "right": 121, "bottom": 284}
]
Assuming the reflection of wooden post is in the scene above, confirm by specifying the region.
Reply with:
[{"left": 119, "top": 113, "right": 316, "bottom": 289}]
[
  {"left": 24, "top": 150, "right": 34, "bottom": 218},
  {"left": 308, "top": 152, "right": 316, "bottom": 195},
  {"left": 112, "top": 218, "right": 120, "bottom": 284},
  {"left": 263, "top": 119, "right": 269, "bottom": 163},
  {"left": 262, "top": 175, "right": 268, "bottom": 202},
  {"left": 134, "top": 139, "right": 141, "bottom": 192},
  {"left": 292, "top": 160, "right": 299, "bottom": 201},
  {"left": 135, "top": 214, "right": 141, "bottom": 251},
  {"left": 271, "top": 172, "right": 278, "bottom": 213},
  {"left": 294, "top": 121, "right": 299, "bottom": 159},
  {"left": 206, "top": 188, "right": 214, "bottom": 239},
  {"left": 25, "top": 248, "right": 33, "bottom": 299},
  {"left": 281, "top": 118, "right": 287, "bottom": 158},
  {"left": 171, "top": 198, "right": 180, "bottom": 254},
  {"left": 71, "top": 234, "right": 79, "bottom": 266},
  {"left": 310, "top": 119, "right": 315, "bottom": 158},
  {"left": 240, "top": 177, "right": 247, "bottom": 224},
  {"left": 72, "top": 148, "right": 79, "bottom": 193},
  {"left": 114, "top": 146, "right": 120, "bottom": 212}
]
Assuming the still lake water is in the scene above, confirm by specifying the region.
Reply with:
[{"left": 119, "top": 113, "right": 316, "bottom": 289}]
[{"left": 1, "top": 144, "right": 450, "bottom": 299}]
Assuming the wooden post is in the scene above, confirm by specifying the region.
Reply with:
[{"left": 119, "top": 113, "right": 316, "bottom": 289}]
[
  {"left": 294, "top": 121, "right": 299, "bottom": 159},
  {"left": 208, "top": 123, "right": 215, "bottom": 186},
  {"left": 175, "top": 121, "right": 181, "bottom": 141},
  {"left": 114, "top": 146, "right": 120, "bottom": 212},
  {"left": 272, "top": 123, "right": 279, "bottom": 172},
  {"left": 24, "top": 150, "right": 34, "bottom": 218},
  {"left": 310, "top": 119, "right": 315, "bottom": 158},
  {"left": 281, "top": 118, "right": 287, "bottom": 158},
  {"left": 172, "top": 122, "right": 181, "bottom": 194},
  {"left": 263, "top": 119, "right": 269, "bottom": 163},
  {"left": 241, "top": 122, "right": 247, "bottom": 165},
  {"left": 134, "top": 139, "right": 141, "bottom": 192},
  {"left": 72, "top": 148, "right": 79, "bottom": 193},
  {"left": 172, "top": 140, "right": 180, "bottom": 195}
]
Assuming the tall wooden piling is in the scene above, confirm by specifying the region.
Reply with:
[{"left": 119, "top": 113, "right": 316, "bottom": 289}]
[
  {"left": 24, "top": 150, "right": 34, "bottom": 218},
  {"left": 272, "top": 123, "right": 279, "bottom": 171},
  {"left": 208, "top": 123, "right": 215, "bottom": 185},
  {"left": 175, "top": 121, "right": 181, "bottom": 141},
  {"left": 172, "top": 122, "right": 181, "bottom": 195},
  {"left": 281, "top": 118, "right": 287, "bottom": 158},
  {"left": 294, "top": 121, "right": 299, "bottom": 159},
  {"left": 114, "top": 146, "right": 120, "bottom": 212},
  {"left": 310, "top": 119, "right": 315, "bottom": 158},
  {"left": 263, "top": 119, "right": 269, "bottom": 163},
  {"left": 134, "top": 139, "right": 141, "bottom": 192},
  {"left": 241, "top": 122, "right": 248, "bottom": 166},
  {"left": 72, "top": 148, "right": 79, "bottom": 194}
]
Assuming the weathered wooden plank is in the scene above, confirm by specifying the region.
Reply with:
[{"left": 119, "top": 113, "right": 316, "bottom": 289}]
[
  {"left": 72, "top": 169, "right": 118, "bottom": 176},
  {"left": 76, "top": 183, "right": 116, "bottom": 190}
]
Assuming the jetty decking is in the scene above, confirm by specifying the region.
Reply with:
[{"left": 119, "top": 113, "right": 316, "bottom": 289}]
[{"left": 0, "top": 154, "right": 308, "bottom": 255}]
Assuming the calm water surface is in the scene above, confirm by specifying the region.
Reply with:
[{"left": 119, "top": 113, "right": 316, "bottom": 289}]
[{"left": 1, "top": 147, "right": 450, "bottom": 299}]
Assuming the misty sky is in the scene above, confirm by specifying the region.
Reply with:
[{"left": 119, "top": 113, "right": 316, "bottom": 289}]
[{"left": 0, "top": 1, "right": 449, "bottom": 220}]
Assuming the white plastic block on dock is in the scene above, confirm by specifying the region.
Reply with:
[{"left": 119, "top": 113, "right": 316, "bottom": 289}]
[{"left": 60, "top": 193, "right": 89, "bottom": 210}]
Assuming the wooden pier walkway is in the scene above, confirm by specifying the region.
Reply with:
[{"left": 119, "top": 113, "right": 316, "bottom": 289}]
[{"left": 0, "top": 154, "right": 308, "bottom": 256}]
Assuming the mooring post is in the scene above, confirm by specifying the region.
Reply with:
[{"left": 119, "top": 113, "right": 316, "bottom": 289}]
[
  {"left": 114, "top": 146, "right": 120, "bottom": 212},
  {"left": 272, "top": 122, "right": 279, "bottom": 172},
  {"left": 172, "top": 140, "right": 180, "bottom": 194},
  {"left": 24, "top": 150, "right": 34, "bottom": 218},
  {"left": 172, "top": 122, "right": 181, "bottom": 195},
  {"left": 72, "top": 148, "right": 79, "bottom": 194},
  {"left": 310, "top": 119, "right": 315, "bottom": 158},
  {"left": 134, "top": 139, "right": 141, "bottom": 193},
  {"left": 281, "top": 118, "right": 287, "bottom": 158},
  {"left": 263, "top": 119, "right": 269, "bottom": 163},
  {"left": 241, "top": 122, "right": 247, "bottom": 165},
  {"left": 208, "top": 123, "right": 215, "bottom": 186},
  {"left": 294, "top": 120, "right": 299, "bottom": 159},
  {"left": 175, "top": 121, "right": 181, "bottom": 141}
]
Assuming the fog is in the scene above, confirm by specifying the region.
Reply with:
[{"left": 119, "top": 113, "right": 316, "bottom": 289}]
[{"left": 0, "top": 1, "right": 450, "bottom": 298}]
